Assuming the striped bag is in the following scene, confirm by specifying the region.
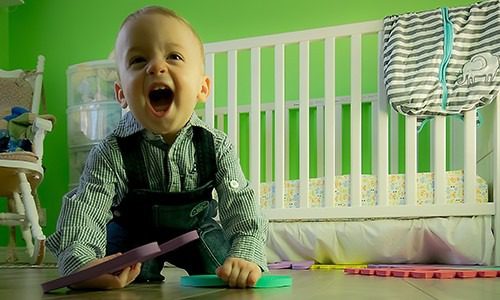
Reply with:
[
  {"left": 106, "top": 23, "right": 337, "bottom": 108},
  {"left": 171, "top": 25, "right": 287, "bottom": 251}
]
[{"left": 383, "top": 0, "right": 500, "bottom": 125}]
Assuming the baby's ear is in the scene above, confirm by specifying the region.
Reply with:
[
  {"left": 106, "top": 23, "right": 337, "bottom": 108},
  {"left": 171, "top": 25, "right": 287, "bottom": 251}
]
[
  {"left": 197, "top": 75, "right": 210, "bottom": 103},
  {"left": 114, "top": 81, "right": 128, "bottom": 108}
]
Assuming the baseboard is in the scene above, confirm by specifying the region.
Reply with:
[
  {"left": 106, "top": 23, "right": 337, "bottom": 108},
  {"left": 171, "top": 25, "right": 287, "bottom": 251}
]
[{"left": 0, "top": 246, "right": 56, "bottom": 265}]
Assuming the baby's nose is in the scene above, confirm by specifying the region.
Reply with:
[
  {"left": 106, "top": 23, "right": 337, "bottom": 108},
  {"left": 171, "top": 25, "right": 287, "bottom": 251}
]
[{"left": 147, "top": 59, "right": 167, "bottom": 75}]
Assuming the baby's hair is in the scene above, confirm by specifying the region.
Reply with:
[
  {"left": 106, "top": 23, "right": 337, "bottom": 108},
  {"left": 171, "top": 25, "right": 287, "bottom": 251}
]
[{"left": 119, "top": 6, "right": 205, "bottom": 60}]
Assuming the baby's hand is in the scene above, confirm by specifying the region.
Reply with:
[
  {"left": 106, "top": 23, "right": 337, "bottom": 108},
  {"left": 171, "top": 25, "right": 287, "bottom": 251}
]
[
  {"left": 69, "top": 253, "right": 142, "bottom": 290},
  {"left": 215, "top": 257, "right": 262, "bottom": 288}
]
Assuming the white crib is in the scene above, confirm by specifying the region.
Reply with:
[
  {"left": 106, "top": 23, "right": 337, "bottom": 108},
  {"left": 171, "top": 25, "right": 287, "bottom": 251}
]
[{"left": 201, "top": 20, "right": 500, "bottom": 266}]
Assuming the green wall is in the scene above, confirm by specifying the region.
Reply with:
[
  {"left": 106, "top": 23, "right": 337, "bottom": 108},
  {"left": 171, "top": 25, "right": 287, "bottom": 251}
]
[
  {"left": 1, "top": 0, "right": 480, "bottom": 246},
  {"left": 0, "top": 7, "right": 8, "bottom": 68}
]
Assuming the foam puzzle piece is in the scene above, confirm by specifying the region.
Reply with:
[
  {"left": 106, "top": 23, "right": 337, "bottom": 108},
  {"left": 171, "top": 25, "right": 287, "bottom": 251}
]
[
  {"left": 180, "top": 274, "right": 293, "bottom": 288},
  {"left": 267, "top": 260, "right": 315, "bottom": 270},
  {"left": 268, "top": 261, "right": 292, "bottom": 270},
  {"left": 41, "top": 230, "right": 200, "bottom": 293},
  {"left": 477, "top": 270, "right": 498, "bottom": 278},
  {"left": 368, "top": 264, "right": 500, "bottom": 270},
  {"left": 41, "top": 242, "right": 161, "bottom": 293},
  {"left": 344, "top": 266, "right": 500, "bottom": 280},
  {"left": 292, "top": 260, "right": 315, "bottom": 270},
  {"left": 374, "top": 269, "right": 392, "bottom": 277},
  {"left": 311, "top": 264, "right": 367, "bottom": 270}
]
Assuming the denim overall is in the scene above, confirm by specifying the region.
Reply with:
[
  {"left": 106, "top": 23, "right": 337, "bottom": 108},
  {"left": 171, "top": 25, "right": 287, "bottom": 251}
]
[{"left": 106, "top": 127, "right": 230, "bottom": 282}]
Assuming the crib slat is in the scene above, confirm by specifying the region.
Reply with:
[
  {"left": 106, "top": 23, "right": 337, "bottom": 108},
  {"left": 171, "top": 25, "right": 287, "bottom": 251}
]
[
  {"left": 494, "top": 93, "right": 500, "bottom": 265},
  {"left": 433, "top": 116, "right": 446, "bottom": 205},
  {"left": 449, "top": 117, "right": 464, "bottom": 170},
  {"left": 228, "top": 50, "right": 238, "bottom": 154},
  {"left": 285, "top": 108, "right": 290, "bottom": 180},
  {"left": 350, "top": 34, "right": 362, "bottom": 207},
  {"left": 375, "top": 32, "right": 389, "bottom": 206},
  {"left": 274, "top": 43, "right": 285, "bottom": 209},
  {"left": 250, "top": 47, "right": 261, "bottom": 202},
  {"left": 405, "top": 116, "right": 418, "bottom": 206},
  {"left": 317, "top": 105, "right": 324, "bottom": 177},
  {"left": 390, "top": 109, "right": 399, "bottom": 173},
  {"left": 266, "top": 110, "right": 273, "bottom": 183},
  {"left": 464, "top": 109, "right": 476, "bottom": 204},
  {"left": 324, "top": 37, "right": 336, "bottom": 207},
  {"left": 217, "top": 112, "right": 224, "bottom": 131},
  {"left": 335, "top": 104, "right": 342, "bottom": 175},
  {"left": 204, "top": 53, "right": 215, "bottom": 127},
  {"left": 299, "top": 41, "right": 310, "bottom": 209}
]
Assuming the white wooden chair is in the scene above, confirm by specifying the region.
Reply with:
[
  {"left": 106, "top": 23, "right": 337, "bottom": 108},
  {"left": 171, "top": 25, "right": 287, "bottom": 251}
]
[{"left": 0, "top": 55, "right": 54, "bottom": 264}]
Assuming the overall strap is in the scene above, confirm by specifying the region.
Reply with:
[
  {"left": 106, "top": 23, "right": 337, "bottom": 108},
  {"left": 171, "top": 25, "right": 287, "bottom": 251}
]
[
  {"left": 116, "top": 132, "right": 148, "bottom": 190},
  {"left": 192, "top": 126, "right": 216, "bottom": 186}
]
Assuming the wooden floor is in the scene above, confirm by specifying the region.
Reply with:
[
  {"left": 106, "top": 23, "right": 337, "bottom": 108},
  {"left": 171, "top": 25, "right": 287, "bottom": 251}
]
[{"left": 0, "top": 265, "right": 499, "bottom": 299}]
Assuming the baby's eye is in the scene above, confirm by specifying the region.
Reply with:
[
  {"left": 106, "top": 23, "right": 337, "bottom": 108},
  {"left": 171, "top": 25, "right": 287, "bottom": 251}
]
[
  {"left": 167, "top": 53, "right": 183, "bottom": 61},
  {"left": 129, "top": 56, "right": 146, "bottom": 66}
]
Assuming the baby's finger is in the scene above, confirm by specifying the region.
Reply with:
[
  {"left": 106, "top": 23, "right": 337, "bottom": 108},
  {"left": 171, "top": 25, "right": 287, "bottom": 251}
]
[
  {"left": 216, "top": 264, "right": 232, "bottom": 280},
  {"left": 246, "top": 269, "right": 261, "bottom": 287},
  {"left": 236, "top": 269, "right": 250, "bottom": 288},
  {"left": 116, "top": 266, "right": 132, "bottom": 288},
  {"left": 127, "top": 262, "right": 142, "bottom": 285},
  {"left": 227, "top": 266, "right": 241, "bottom": 288}
]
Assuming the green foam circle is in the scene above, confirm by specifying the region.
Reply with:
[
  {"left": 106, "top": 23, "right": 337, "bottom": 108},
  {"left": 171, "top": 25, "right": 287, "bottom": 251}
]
[{"left": 180, "top": 274, "right": 293, "bottom": 288}]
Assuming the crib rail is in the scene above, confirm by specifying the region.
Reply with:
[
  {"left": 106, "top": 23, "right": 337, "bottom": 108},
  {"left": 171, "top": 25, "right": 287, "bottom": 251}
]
[{"left": 202, "top": 20, "right": 499, "bottom": 262}]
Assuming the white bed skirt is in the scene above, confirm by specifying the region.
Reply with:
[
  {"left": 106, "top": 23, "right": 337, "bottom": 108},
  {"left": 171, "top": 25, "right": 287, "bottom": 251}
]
[{"left": 266, "top": 216, "right": 494, "bottom": 265}]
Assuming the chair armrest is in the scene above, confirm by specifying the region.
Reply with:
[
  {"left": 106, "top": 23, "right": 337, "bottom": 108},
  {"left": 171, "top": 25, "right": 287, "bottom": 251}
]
[
  {"left": 31, "top": 116, "right": 55, "bottom": 164},
  {"left": 33, "top": 117, "right": 53, "bottom": 132}
]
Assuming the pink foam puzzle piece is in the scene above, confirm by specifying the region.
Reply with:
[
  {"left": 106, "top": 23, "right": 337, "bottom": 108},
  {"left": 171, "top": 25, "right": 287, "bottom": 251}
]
[
  {"left": 433, "top": 270, "right": 457, "bottom": 279},
  {"left": 374, "top": 269, "right": 392, "bottom": 277},
  {"left": 456, "top": 270, "right": 478, "bottom": 278},
  {"left": 344, "top": 268, "right": 361, "bottom": 274},
  {"left": 410, "top": 271, "right": 435, "bottom": 279},
  {"left": 360, "top": 268, "right": 376, "bottom": 275},
  {"left": 344, "top": 266, "right": 500, "bottom": 280},
  {"left": 477, "top": 270, "right": 498, "bottom": 278},
  {"left": 344, "top": 268, "right": 360, "bottom": 274},
  {"left": 391, "top": 269, "right": 411, "bottom": 277}
]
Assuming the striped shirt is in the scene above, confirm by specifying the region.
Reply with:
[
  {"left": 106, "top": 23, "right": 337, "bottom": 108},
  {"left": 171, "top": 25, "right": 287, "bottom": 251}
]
[{"left": 47, "top": 112, "right": 269, "bottom": 275}]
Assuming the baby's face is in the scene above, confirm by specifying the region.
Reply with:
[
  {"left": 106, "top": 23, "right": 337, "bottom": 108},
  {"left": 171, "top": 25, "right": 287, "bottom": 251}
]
[{"left": 114, "top": 13, "right": 209, "bottom": 144}]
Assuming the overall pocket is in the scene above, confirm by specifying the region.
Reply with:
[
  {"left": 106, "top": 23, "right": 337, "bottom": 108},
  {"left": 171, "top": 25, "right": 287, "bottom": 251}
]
[{"left": 152, "top": 200, "right": 211, "bottom": 230}]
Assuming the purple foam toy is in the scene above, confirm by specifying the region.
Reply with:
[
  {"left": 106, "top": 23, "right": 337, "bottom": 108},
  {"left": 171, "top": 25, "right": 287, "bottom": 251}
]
[{"left": 41, "top": 230, "right": 199, "bottom": 293}]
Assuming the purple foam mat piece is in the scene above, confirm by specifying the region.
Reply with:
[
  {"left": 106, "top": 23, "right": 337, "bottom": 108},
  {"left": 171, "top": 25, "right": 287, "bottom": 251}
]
[
  {"left": 41, "top": 242, "right": 161, "bottom": 293},
  {"left": 41, "top": 230, "right": 199, "bottom": 293},
  {"left": 268, "top": 261, "right": 292, "bottom": 270},
  {"left": 267, "top": 260, "right": 315, "bottom": 270},
  {"left": 291, "top": 260, "right": 315, "bottom": 270},
  {"left": 159, "top": 230, "right": 199, "bottom": 253}
]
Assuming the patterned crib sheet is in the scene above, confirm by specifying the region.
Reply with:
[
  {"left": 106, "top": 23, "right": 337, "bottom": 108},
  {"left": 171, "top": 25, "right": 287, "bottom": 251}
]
[{"left": 259, "top": 170, "right": 488, "bottom": 209}]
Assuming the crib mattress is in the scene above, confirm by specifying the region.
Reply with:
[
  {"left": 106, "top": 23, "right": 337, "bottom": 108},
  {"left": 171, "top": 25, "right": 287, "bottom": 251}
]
[
  {"left": 266, "top": 216, "right": 494, "bottom": 265},
  {"left": 259, "top": 170, "right": 488, "bottom": 208}
]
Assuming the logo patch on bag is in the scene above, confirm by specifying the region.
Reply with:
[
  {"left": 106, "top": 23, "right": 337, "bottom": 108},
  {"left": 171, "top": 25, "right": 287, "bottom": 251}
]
[{"left": 190, "top": 201, "right": 209, "bottom": 217}]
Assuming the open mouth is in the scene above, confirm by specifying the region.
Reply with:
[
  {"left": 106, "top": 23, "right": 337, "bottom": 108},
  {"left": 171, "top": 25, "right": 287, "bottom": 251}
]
[{"left": 148, "top": 87, "right": 174, "bottom": 114}]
